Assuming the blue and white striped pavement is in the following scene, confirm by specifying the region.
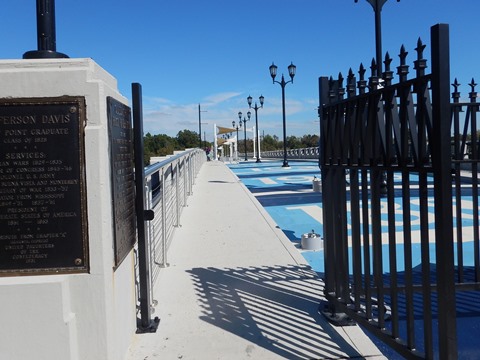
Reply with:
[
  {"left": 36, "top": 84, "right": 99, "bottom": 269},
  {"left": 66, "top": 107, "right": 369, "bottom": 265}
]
[{"left": 229, "top": 159, "right": 480, "bottom": 359}]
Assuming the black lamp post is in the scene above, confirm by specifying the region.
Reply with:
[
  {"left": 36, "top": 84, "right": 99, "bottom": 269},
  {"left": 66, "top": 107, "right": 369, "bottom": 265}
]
[
  {"left": 247, "top": 95, "right": 265, "bottom": 163},
  {"left": 355, "top": 0, "right": 398, "bottom": 192},
  {"left": 24, "top": 0, "right": 68, "bottom": 59},
  {"left": 354, "top": 0, "right": 400, "bottom": 76},
  {"left": 269, "top": 62, "right": 296, "bottom": 168},
  {"left": 238, "top": 111, "right": 251, "bottom": 161},
  {"left": 232, "top": 120, "right": 241, "bottom": 162},
  {"left": 198, "top": 104, "right": 208, "bottom": 149}
]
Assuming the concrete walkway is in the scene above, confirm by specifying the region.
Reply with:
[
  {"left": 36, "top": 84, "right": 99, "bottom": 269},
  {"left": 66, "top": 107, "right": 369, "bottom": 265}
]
[{"left": 125, "top": 161, "right": 386, "bottom": 360}]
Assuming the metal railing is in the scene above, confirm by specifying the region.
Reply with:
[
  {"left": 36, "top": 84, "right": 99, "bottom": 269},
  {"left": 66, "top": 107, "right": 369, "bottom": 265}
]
[
  {"left": 145, "top": 150, "right": 204, "bottom": 274},
  {"left": 135, "top": 148, "right": 205, "bottom": 330},
  {"left": 260, "top": 144, "right": 479, "bottom": 163},
  {"left": 260, "top": 147, "right": 320, "bottom": 160}
]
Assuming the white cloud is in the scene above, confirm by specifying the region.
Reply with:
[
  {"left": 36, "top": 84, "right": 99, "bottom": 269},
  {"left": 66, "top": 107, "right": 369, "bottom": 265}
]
[{"left": 203, "top": 92, "right": 242, "bottom": 105}]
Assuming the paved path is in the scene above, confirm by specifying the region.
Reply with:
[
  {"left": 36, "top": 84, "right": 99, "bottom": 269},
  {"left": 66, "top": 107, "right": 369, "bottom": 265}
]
[{"left": 125, "top": 161, "right": 385, "bottom": 360}]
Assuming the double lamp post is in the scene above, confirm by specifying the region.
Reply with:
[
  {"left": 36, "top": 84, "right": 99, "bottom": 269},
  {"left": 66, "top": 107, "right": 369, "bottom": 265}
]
[
  {"left": 236, "top": 111, "right": 251, "bottom": 161},
  {"left": 234, "top": 96, "right": 264, "bottom": 163},
  {"left": 233, "top": 62, "right": 295, "bottom": 166},
  {"left": 269, "top": 62, "right": 296, "bottom": 168},
  {"left": 247, "top": 95, "right": 264, "bottom": 163}
]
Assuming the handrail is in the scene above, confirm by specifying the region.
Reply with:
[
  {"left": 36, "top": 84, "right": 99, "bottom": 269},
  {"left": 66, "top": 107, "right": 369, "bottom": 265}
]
[
  {"left": 136, "top": 148, "right": 205, "bottom": 330},
  {"left": 145, "top": 149, "right": 199, "bottom": 177},
  {"left": 145, "top": 148, "right": 205, "bottom": 269}
]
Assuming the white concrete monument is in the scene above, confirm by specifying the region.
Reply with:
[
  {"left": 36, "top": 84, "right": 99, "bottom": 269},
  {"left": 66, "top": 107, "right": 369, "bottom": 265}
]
[{"left": 0, "top": 58, "right": 137, "bottom": 360}]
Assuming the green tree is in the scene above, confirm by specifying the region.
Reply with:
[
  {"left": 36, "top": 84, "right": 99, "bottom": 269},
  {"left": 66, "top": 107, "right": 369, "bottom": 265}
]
[
  {"left": 301, "top": 134, "right": 320, "bottom": 148},
  {"left": 286, "top": 135, "right": 301, "bottom": 149},
  {"left": 262, "top": 134, "right": 279, "bottom": 150},
  {"left": 176, "top": 129, "right": 200, "bottom": 149},
  {"left": 238, "top": 139, "right": 254, "bottom": 154},
  {"left": 143, "top": 132, "right": 178, "bottom": 165}
]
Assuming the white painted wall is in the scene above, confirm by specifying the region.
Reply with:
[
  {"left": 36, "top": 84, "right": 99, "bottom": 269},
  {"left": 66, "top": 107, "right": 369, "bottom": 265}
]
[{"left": 0, "top": 59, "right": 137, "bottom": 360}]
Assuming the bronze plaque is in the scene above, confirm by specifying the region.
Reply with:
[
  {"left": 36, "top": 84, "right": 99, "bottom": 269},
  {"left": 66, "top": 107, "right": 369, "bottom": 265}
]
[
  {"left": 107, "top": 97, "right": 136, "bottom": 267},
  {"left": 0, "top": 97, "right": 89, "bottom": 276}
]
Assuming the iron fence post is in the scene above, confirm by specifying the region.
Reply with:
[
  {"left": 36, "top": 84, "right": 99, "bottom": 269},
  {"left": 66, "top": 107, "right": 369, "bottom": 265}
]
[
  {"left": 319, "top": 77, "right": 334, "bottom": 296},
  {"left": 431, "top": 23, "right": 457, "bottom": 359}
]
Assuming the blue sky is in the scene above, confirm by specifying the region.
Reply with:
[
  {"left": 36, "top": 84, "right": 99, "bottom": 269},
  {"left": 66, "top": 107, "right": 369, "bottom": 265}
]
[{"left": 2, "top": 1, "right": 480, "bottom": 142}]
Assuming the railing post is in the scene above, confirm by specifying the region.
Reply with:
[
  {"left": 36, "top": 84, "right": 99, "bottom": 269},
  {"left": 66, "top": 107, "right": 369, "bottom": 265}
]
[
  {"left": 175, "top": 161, "right": 181, "bottom": 226},
  {"left": 144, "top": 181, "right": 155, "bottom": 309},
  {"left": 182, "top": 158, "right": 187, "bottom": 206},
  {"left": 132, "top": 83, "right": 158, "bottom": 332},
  {"left": 160, "top": 168, "right": 168, "bottom": 267},
  {"left": 431, "top": 23, "right": 457, "bottom": 359},
  {"left": 189, "top": 156, "right": 193, "bottom": 195}
]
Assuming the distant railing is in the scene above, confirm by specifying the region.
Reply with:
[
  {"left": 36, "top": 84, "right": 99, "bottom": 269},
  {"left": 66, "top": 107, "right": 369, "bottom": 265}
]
[
  {"left": 257, "top": 147, "right": 320, "bottom": 160},
  {"left": 256, "top": 143, "right": 478, "bottom": 163},
  {"left": 136, "top": 149, "right": 205, "bottom": 327}
]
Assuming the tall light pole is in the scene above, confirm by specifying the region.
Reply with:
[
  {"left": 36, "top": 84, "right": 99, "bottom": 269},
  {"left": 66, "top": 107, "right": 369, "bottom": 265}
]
[
  {"left": 355, "top": 0, "right": 399, "bottom": 192},
  {"left": 354, "top": 0, "right": 400, "bottom": 76},
  {"left": 247, "top": 95, "right": 265, "bottom": 163},
  {"left": 269, "top": 62, "right": 296, "bottom": 168},
  {"left": 238, "top": 111, "right": 251, "bottom": 161},
  {"left": 24, "top": 0, "right": 69, "bottom": 59},
  {"left": 198, "top": 104, "right": 207, "bottom": 149}
]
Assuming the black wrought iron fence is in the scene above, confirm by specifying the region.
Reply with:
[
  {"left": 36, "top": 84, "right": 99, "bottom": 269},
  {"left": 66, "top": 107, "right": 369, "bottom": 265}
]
[{"left": 319, "top": 24, "right": 480, "bottom": 359}]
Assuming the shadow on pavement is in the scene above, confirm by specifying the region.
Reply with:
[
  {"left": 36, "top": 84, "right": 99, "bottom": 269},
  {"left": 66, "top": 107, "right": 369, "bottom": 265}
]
[{"left": 187, "top": 264, "right": 364, "bottom": 360}]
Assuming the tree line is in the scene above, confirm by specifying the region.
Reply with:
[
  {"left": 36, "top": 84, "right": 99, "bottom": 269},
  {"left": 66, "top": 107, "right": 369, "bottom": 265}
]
[{"left": 143, "top": 129, "right": 319, "bottom": 165}]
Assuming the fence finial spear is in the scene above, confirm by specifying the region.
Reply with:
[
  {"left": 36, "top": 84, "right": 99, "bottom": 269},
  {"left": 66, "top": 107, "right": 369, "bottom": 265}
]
[
  {"left": 414, "top": 38, "right": 427, "bottom": 77},
  {"left": 369, "top": 58, "right": 380, "bottom": 90},
  {"left": 452, "top": 78, "right": 460, "bottom": 94},
  {"left": 359, "top": 63, "right": 366, "bottom": 79},
  {"left": 415, "top": 38, "right": 426, "bottom": 59},
  {"left": 469, "top": 78, "right": 477, "bottom": 101},
  {"left": 451, "top": 79, "right": 460, "bottom": 104},
  {"left": 338, "top": 73, "right": 345, "bottom": 99},
  {"left": 383, "top": 52, "right": 394, "bottom": 86},
  {"left": 347, "top": 68, "right": 356, "bottom": 98},
  {"left": 358, "top": 63, "right": 367, "bottom": 94},
  {"left": 397, "top": 45, "right": 409, "bottom": 82}
]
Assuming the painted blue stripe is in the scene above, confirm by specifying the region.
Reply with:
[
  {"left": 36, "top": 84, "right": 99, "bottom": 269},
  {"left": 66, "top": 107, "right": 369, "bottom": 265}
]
[{"left": 229, "top": 161, "right": 479, "bottom": 274}]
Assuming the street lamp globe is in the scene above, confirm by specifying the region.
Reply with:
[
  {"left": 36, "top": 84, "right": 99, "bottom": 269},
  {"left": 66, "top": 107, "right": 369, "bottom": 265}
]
[
  {"left": 269, "top": 63, "right": 278, "bottom": 81},
  {"left": 288, "top": 62, "right": 296, "bottom": 80}
]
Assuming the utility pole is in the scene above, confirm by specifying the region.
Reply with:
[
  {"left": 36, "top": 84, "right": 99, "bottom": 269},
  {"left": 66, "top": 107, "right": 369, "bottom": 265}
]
[{"left": 198, "top": 104, "right": 207, "bottom": 148}]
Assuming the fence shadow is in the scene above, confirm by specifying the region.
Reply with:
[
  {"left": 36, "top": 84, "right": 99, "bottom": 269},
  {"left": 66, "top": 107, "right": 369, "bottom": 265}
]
[{"left": 187, "top": 264, "right": 365, "bottom": 360}]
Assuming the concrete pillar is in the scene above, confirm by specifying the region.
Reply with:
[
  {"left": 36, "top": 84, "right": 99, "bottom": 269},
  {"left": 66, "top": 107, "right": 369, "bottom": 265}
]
[{"left": 0, "top": 59, "right": 136, "bottom": 360}]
